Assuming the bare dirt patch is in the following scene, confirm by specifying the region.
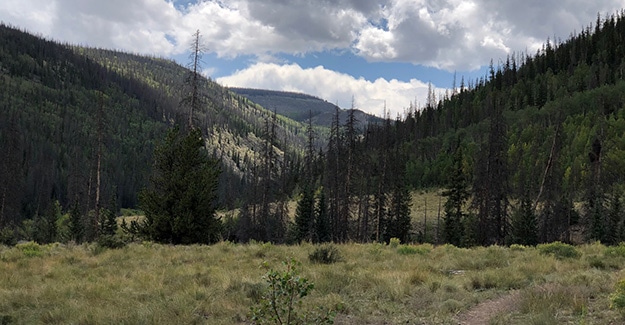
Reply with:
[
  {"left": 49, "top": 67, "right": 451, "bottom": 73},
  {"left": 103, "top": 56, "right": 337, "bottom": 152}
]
[{"left": 455, "top": 291, "right": 520, "bottom": 325}]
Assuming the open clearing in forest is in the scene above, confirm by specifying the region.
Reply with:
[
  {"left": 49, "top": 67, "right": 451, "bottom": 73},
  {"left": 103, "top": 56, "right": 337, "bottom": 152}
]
[{"left": 1, "top": 241, "right": 624, "bottom": 324}]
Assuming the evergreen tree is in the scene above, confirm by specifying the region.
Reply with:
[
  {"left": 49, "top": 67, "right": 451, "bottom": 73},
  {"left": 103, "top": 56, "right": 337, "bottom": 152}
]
[
  {"left": 294, "top": 186, "right": 315, "bottom": 242},
  {"left": 314, "top": 189, "right": 331, "bottom": 243},
  {"left": 138, "top": 126, "right": 221, "bottom": 244},
  {"left": 443, "top": 146, "right": 470, "bottom": 246},
  {"left": 510, "top": 190, "right": 538, "bottom": 245},
  {"left": 99, "top": 208, "right": 118, "bottom": 237},
  {"left": 584, "top": 137, "right": 605, "bottom": 242},
  {"left": 68, "top": 202, "right": 84, "bottom": 243},
  {"left": 385, "top": 179, "right": 412, "bottom": 243},
  {"left": 35, "top": 201, "right": 61, "bottom": 244},
  {"left": 605, "top": 191, "right": 623, "bottom": 245}
]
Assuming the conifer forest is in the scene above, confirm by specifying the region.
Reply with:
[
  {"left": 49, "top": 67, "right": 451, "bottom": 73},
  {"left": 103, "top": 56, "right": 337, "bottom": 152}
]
[{"left": 3, "top": 12, "right": 625, "bottom": 248}]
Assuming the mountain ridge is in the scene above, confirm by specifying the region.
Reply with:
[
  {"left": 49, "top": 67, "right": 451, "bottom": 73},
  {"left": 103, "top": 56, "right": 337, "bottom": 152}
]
[{"left": 229, "top": 87, "right": 383, "bottom": 128}]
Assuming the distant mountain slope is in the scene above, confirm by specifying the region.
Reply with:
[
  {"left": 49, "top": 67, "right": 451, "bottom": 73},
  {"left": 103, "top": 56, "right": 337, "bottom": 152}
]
[
  {"left": 0, "top": 24, "right": 306, "bottom": 225},
  {"left": 230, "top": 88, "right": 383, "bottom": 128}
]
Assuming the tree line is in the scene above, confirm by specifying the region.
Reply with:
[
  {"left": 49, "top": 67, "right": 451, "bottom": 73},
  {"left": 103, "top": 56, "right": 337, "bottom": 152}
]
[{"left": 4, "top": 12, "right": 625, "bottom": 247}]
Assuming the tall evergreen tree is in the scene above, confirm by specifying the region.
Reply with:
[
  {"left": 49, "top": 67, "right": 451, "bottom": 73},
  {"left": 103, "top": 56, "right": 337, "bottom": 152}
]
[
  {"left": 443, "top": 146, "right": 470, "bottom": 246},
  {"left": 384, "top": 177, "right": 412, "bottom": 243},
  {"left": 294, "top": 186, "right": 315, "bottom": 242},
  {"left": 510, "top": 189, "right": 538, "bottom": 245},
  {"left": 605, "top": 191, "right": 623, "bottom": 245},
  {"left": 584, "top": 137, "right": 605, "bottom": 242},
  {"left": 68, "top": 202, "right": 84, "bottom": 243},
  {"left": 138, "top": 126, "right": 221, "bottom": 244},
  {"left": 314, "top": 189, "right": 331, "bottom": 243}
]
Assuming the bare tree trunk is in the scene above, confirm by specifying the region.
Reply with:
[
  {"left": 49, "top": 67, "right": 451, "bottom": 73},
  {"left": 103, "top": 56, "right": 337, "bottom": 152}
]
[
  {"left": 534, "top": 124, "right": 560, "bottom": 211},
  {"left": 424, "top": 196, "right": 427, "bottom": 242},
  {"left": 94, "top": 92, "right": 104, "bottom": 238},
  {"left": 437, "top": 195, "right": 442, "bottom": 244}
]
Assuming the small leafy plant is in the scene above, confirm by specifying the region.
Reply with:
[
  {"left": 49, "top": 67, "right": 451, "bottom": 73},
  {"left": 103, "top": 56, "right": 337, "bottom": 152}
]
[
  {"left": 250, "top": 258, "right": 334, "bottom": 325},
  {"left": 389, "top": 237, "right": 400, "bottom": 248}
]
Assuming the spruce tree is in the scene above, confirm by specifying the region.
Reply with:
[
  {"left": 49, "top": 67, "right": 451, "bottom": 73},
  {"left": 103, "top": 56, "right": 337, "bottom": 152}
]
[
  {"left": 314, "top": 189, "right": 331, "bottom": 243},
  {"left": 385, "top": 180, "right": 412, "bottom": 243},
  {"left": 443, "top": 146, "right": 470, "bottom": 246},
  {"left": 510, "top": 190, "right": 538, "bottom": 245},
  {"left": 294, "top": 186, "right": 315, "bottom": 242},
  {"left": 139, "top": 126, "right": 221, "bottom": 244},
  {"left": 606, "top": 192, "right": 623, "bottom": 245},
  {"left": 68, "top": 202, "right": 84, "bottom": 243}
]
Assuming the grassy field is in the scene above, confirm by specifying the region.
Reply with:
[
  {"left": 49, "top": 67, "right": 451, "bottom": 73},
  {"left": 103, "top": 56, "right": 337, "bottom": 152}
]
[{"left": 1, "top": 241, "right": 625, "bottom": 324}]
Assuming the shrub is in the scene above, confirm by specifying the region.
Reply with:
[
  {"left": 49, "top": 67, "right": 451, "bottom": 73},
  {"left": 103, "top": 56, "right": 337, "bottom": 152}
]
[
  {"left": 509, "top": 244, "right": 526, "bottom": 251},
  {"left": 309, "top": 244, "right": 342, "bottom": 264},
  {"left": 397, "top": 245, "right": 418, "bottom": 255},
  {"left": 397, "top": 244, "right": 430, "bottom": 255},
  {"left": 0, "top": 227, "right": 16, "bottom": 246},
  {"left": 389, "top": 237, "right": 400, "bottom": 248},
  {"left": 250, "top": 259, "right": 334, "bottom": 325},
  {"left": 537, "top": 241, "right": 580, "bottom": 259},
  {"left": 97, "top": 234, "right": 127, "bottom": 249},
  {"left": 611, "top": 279, "right": 625, "bottom": 313},
  {"left": 605, "top": 243, "right": 625, "bottom": 258},
  {"left": 15, "top": 241, "right": 45, "bottom": 257}
]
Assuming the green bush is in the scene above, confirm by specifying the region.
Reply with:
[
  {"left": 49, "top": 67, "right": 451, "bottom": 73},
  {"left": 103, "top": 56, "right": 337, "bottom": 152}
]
[
  {"left": 15, "top": 241, "right": 45, "bottom": 257},
  {"left": 509, "top": 244, "right": 527, "bottom": 251},
  {"left": 537, "top": 241, "right": 580, "bottom": 259},
  {"left": 397, "top": 244, "right": 430, "bottom": 255},
  {"left": 389, "top": 237, "right": 400, "bottom": 248},
  {"left": 605, "top": 243, "right": 625, "bottom": 258},
  {"left": 611, "top": 279, "right": 625, "bottom": 314},
  {"left": 250, "top": 259, "right": 334, "bottom": 324},
  {"left": 309, "top": 244, "right": 342, "bottom": 264},
  {"left": 0, "top": 227, "right": 16, "bottom": 246}
]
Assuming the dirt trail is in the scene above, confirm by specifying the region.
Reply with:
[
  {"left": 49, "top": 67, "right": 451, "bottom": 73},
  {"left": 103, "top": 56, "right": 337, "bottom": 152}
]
[{"left": 455, "top": 291, "right": 520, "bottom": 325}]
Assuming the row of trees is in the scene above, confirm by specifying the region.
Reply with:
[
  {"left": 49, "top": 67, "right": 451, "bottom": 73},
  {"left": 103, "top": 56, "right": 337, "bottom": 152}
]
[{"left": 130, "top": 12, "right": 625, "bottom": 247}]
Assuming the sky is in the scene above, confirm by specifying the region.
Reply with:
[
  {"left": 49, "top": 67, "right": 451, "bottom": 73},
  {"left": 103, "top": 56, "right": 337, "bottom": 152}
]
[{"left": 0, "top": 1, "right": 623, "bottom": 117}]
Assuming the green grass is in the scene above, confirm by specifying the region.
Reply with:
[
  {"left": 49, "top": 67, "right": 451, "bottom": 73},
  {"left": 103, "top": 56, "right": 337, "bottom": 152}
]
[{"left": 0, "top": 242, "right": 624, "bottom": 324}]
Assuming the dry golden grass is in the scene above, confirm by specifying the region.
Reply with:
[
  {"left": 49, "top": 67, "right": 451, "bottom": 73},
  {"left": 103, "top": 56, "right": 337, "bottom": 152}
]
[{"left": 0, "top": 241, "right": 624, "bottom": 324}]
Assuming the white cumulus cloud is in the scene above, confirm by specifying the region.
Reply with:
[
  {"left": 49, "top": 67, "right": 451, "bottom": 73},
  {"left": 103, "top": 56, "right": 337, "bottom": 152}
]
[
  {"left": 2, "top": 0, "right": 623, "bottom": 70},
  {"left": 217, "top": 63, "right": 441, "bottom": 117}
]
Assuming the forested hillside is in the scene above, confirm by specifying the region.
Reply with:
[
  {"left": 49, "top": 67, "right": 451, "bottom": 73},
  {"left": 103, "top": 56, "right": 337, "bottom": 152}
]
[
  {"left": 3, "top": 12, "right": 625, "bottom": 248},
  {"left": 0, "top": 24, "right": 308, "bottom": 233},
  {"left": 293, "top": 12, "right": 625, "bottom": 246}
]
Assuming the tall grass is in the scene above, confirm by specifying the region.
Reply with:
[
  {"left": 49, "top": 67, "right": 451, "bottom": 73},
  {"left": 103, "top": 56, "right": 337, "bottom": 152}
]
[{"left": 0, "top": 241, "right": 624, "bottom": 324}]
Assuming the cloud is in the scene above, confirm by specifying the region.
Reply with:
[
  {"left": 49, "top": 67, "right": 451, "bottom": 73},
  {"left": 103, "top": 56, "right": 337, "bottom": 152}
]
[
  {"left": 217, "top": 62, "right": 442, "bottom": 117},
  {"left": 1, "top": 0, "right": 623, "bottom": 70}
]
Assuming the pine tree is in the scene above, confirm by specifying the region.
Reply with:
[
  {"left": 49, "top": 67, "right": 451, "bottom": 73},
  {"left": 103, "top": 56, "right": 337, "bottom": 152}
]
[
  {"left": 138, "top": 126, "right": 221, "bottom": 244},
  {"left": 314, "top": 189, "right": 331, "bottom": 243},
  {"left": 183, "top": 30, "right": 205, "bottom": 130},
  {"left": 294, "top": 186, "right": 315, "bottom": 242},
  {"left": 605, "top": 191, "right": 623, "bottom": 245},
  {"left": 68, "top": 202, "right": 84, "bottom": 243},
  {"left": 510, "top": 190, "right": 538, "bottom": 245},
  {"left": 443, "top": 146, "right": 470, "bottom": 246},
  {"left": 584, "top": 137, "right": 605, "bottom": 242},
  {"left": 385, "top": 179, "right": 412, "bottom": 243},
  {"left": 35, "top": 201, "right": 61, "bottom": 244},
  {"left": 99, "top": 207, "right": 117, "bottom": 237}
]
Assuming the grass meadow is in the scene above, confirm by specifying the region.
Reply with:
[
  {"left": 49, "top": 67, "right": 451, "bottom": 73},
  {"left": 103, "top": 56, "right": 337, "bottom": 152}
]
[{"left": 1, "top": 241, "right": 625, "bottom": 324}]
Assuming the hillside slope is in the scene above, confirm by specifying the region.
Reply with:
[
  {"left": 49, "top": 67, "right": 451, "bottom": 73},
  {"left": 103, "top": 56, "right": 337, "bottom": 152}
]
[{"left": 0, "top": 24, "right": 307, "bottom": 226}]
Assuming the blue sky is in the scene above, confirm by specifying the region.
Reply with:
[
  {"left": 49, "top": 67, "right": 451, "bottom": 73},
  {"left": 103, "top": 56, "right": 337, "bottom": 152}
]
[{"left": 1, "top": 0, "right": 622, "bottom": 116}]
